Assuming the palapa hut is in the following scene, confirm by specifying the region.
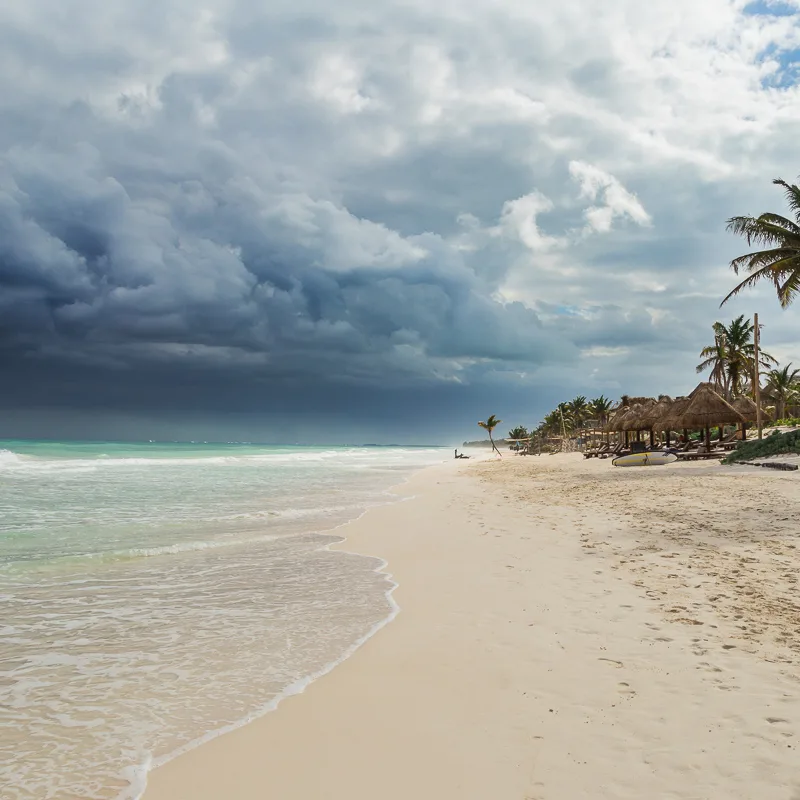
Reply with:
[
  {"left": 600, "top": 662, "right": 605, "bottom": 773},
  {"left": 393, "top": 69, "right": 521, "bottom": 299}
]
[
  {"left": 639, "top": 394, "right": 673, "bottom": 445},
  {"left": 605, "top": 396, "right": 652, "bottom": 446},
  {"left": 730, "top": 395, "right": 771, "bottom": 440},
  {"left": 622, "top": 399, "right": 658, "bottom": 446},
  {"left": 673, "top": 383, "right": 745, "bottom": 449},
  {"left": 604, "top": 407, "right": 625, "bottom": 446},
  {"left": 659, "top": 396, "right": 692, "bottom": 440}
]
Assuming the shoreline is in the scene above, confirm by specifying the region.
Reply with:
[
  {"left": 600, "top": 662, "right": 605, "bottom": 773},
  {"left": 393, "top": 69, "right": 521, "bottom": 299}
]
[
  {"left": 144, "top": 453, "right": 800, "bottom": 799},
  {"left": 134, "top": 456, "right": 464, "bottom": 799}
]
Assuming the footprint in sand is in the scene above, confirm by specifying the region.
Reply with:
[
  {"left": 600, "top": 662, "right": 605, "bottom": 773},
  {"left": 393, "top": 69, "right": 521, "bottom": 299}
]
[{"left": 598, "top": 657, "right": 624, "bottom": 668}]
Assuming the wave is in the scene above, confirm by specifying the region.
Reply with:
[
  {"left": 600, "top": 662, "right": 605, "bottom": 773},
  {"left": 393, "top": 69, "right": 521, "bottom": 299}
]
[
  {"left": 0, "top": 446, "right": 445, "bottom": 473},
  {"left": 0, "top": 448, "right": 23, "bottom": 465},
  {"left": 128, "top": 536, "right": 401, "bottom": 800}
]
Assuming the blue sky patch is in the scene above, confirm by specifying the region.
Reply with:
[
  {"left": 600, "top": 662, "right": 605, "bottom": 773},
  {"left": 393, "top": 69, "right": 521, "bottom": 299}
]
[{"left": 744, "top": 0, "right": 797, "bottom": 16}]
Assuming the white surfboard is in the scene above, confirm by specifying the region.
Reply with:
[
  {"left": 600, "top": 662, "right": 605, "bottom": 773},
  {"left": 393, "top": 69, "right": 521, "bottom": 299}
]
[{"left": 612, "top": 451, "right": 678, "bottom": 467}]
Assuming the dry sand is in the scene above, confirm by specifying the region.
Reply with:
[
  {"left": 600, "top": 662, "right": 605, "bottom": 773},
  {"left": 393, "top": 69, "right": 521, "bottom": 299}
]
[{"left": 144, "top": 454, "right": 800, "bottom": 800}]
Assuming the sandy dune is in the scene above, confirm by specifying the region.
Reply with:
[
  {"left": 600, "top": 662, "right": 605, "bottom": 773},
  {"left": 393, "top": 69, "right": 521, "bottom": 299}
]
[{"left": 144, "top": 454, "right": 800, "bottom": 800}]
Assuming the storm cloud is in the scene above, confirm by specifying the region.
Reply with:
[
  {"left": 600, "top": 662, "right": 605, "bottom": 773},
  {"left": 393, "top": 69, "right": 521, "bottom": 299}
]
[{"left": 1, "top": 0, "right": 800, "bottom": 442}]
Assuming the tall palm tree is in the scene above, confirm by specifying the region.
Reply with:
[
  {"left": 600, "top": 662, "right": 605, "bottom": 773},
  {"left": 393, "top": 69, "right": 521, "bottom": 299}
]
[
  {"left": 557, "top": 402, "right": 575, "bottom": 435},
  {"left": 697, "top": 316, "right": 776, "bottom": 397},
  {"left": 541, "top": 410, "right": 562, "bottom": 437},
  {"left": 722, "top": 177, "right": 800, "bottom": 308},
  {"left": 478, "top": 414, "right": 503, "bottom": 455},
  {"left": 567, "top": 396, "right": 589, "bottom": 426},
  {"left": 764, "top": 363, "right": 800, "bottom": 419},
  {"left": 696, "top": 326, "right": 730, "bottom": 395},
  {"left": 589, "top": 395, "right": 614, "bottom": 427}
]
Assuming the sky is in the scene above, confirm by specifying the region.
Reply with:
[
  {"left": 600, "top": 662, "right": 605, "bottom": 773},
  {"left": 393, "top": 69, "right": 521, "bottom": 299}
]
[{"left": 1, "top": 0, "right": 800, "bottom": 445}]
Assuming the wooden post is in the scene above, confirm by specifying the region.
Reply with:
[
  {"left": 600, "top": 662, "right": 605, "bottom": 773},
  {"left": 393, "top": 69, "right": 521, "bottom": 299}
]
[{"left": 753, "top": 312, "right": 763, "bottom": 440}]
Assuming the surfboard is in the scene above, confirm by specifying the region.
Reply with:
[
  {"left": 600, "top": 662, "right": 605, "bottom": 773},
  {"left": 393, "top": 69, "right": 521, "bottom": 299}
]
[{"left": 612, "top": 451, "right": 678, "bottom": 467}]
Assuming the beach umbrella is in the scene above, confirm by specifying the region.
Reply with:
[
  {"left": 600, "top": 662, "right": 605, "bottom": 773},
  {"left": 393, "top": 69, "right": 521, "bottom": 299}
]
[{"left": 673, "top": 383, "right": 746, "bottom": 449}]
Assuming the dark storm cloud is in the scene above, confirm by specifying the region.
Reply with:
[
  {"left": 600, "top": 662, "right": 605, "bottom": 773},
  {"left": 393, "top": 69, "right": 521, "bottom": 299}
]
[{"left": 1, "top": 0, "right": 799, "bottom": 440}]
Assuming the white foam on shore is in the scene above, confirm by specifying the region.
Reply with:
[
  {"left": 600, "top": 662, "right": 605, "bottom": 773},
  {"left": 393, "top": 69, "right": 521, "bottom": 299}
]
[
  {"left": 2, "top": 445, "right": 452, "bottom": 800},
  {"left": 125, "top": 461, "right": 456, "bottom": 800},
  {"left": 127, "top": 486, "right": 425, "bottom": 800}
]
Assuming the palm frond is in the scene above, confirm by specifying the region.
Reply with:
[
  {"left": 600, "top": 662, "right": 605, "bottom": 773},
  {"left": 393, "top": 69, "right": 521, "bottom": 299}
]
[
  {"left": 758, "top": 212, "right": 800, "bottom": 237},
  {"left": 778, "top": 267, "right": 800, "bottom": 308},
  {"left": 773, "top": 178, "right": 800, "bottom": 222},
  {"left": 721, "top": 262, "right": 790, "bottom": 305}
]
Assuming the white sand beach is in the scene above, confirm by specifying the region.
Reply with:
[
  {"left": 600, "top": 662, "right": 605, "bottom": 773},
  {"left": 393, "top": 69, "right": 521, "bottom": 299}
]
[{"left": 144, "top": 454, "right": 800, "bottom": 800}]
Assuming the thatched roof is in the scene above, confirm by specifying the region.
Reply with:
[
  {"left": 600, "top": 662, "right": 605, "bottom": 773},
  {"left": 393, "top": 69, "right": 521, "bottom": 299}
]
[
  {"left": 605, "top": 406, "right": 631, "bottom": 432},
  {"left": 622, "top": 399, "right": 657, "bottom": 431},
  {"left": 659, "top": 396, "right": 692, "bottom": 430},
  {"left": 638, "top": 395, "right": 673, "bottom": 430},
  {"left": 624, "top": 396, "right": 654, "bottom": 406},
  {"left": 730, "top": 395, "right": 772, "bottom": 423},
  {"left": 673, "top": 383, "right": 745, "bottom": 429}
]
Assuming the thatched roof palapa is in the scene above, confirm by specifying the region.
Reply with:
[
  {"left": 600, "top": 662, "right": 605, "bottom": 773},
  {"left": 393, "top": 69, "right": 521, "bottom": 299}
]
[
  {"left": 659, "top": 396, "right": 692, "bottom": 431},
  {"left": 605, "top": 406, "right": 631, "bottom": 432},
  {"left": 622, "top": 399, "right": 657, "bottom": 431},
  {"left": 730, "top": 395, "right": 771, "bottom": 423},
  {"left": 639, "top": 395, "right": 673, "bottom": 430},
  {"left": 673, "top": 383, "right": 745, "bottom": 429}
]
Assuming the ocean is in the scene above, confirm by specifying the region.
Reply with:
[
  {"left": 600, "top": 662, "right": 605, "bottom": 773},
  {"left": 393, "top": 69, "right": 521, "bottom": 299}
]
[{"left": 0, "top": 440, "right": 447, "bottom": 799}]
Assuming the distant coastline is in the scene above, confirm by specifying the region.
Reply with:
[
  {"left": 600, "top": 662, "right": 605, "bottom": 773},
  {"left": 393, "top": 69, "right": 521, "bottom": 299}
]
[{"left": 461, "top": 438, "right": 508, "bottom": 448}]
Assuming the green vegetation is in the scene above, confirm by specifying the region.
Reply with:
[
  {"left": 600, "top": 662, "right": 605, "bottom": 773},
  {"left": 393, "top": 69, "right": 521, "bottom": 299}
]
[
  {"left": 723, "top": 177, "right": 800, "bottom": 308},
  {"left": 722, "top": 429, "right": 800, "bottom": 463},
  {"left": 765, "top": 417, "right": 800, "bottom": 428},
  {"left": 696, "top": 315, "right": 775, "bottom": 397},
  {"left": 507, "top": 425, "right": 529, "bottom": 441},
  {"left": 763, "top": 363, "right": 800, "bottom": 419}
]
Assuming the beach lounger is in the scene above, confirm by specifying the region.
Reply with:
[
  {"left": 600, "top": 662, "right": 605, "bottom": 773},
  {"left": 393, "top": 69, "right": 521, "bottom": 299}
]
[{"left": 676, "top": 450, "right": 725, "bottom": 461}]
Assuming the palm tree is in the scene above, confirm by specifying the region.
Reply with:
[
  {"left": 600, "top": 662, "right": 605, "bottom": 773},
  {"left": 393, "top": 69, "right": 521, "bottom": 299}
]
[
  {"left": 567, "top": 396, "right": 589, "bottom": 429},
  {"left": 557, "top": 402, "right": 575, "bottom": 435},
  {"left": 589, "top": 395, "right": 614, "bottom": 428},
  {"left": 697, "top": 316, "right": 776, "bottom": 397},
  {"left": 722, "top": 177, "right": 800, "bottom": 308},
  {"left": 507, "top": 425, "right": 529, "bottom": 440},
  {"left": 507, "top": 425, "right": 529, "bottom": 452},
  {"left": 478, "top": 414, "right": 503, "bottom": 455},
  {"left": 696, "top": 326, "right": 730, "bottom": 395},
  {"left": 541, "top": 410, "right": 562, "bottom": 437},
  {"left": 764, "top": 364, "right": 800, "bottom": 419}
]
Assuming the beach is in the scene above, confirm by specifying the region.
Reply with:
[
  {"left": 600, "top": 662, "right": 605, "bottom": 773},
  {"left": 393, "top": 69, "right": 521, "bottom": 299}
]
[{"left": 144, "top": 453, "right": 800, "bottom": 799}]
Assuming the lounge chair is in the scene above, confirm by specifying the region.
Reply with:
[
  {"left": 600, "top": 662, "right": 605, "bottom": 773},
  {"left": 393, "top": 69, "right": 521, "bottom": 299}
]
[
  {"left": 583, "top": 443, "right": 610, "bottom": 459},
  {"left": 599, "top": 443, "right": 625, "bottom": 459}
]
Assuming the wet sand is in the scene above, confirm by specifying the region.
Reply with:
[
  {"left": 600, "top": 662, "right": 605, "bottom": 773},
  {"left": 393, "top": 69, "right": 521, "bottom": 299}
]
[{"left": 144, "top": 454, "right": 800, "bottom": 799}]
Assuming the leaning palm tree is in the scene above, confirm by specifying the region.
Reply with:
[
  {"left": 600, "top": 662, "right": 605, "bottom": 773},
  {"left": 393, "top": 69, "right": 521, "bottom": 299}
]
[
  {"left": 764, "top": 363, "right": 800, "bottom": 419},
  {"left": 722, "top": 178, "right": 800, "bottom": 308},
  {"left": 478, "top": 414, "right": 503, "bottom": 455}
]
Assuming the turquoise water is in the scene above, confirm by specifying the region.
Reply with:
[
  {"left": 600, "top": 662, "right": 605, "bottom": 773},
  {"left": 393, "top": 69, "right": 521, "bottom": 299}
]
[{"left": 0, "top": 440, "right": 445, "bottom": 799}]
